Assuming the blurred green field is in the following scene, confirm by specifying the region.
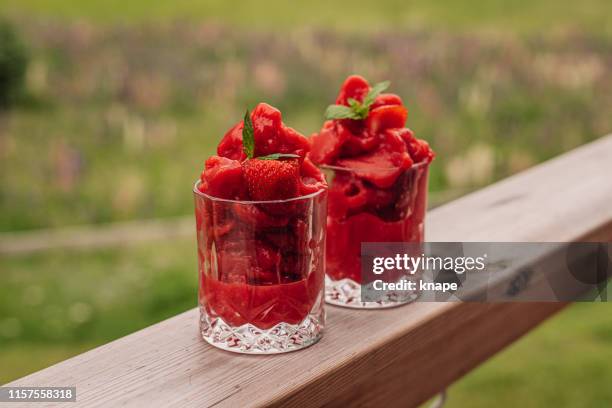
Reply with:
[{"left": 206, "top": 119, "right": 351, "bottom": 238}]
[
  {"left": 0, "top": 239, "right": 197, "bottom": 382},
  {"left": 0, "top": 1, "right": 611, "bottom": 406},
  {"left": 1, "top": 22, "right": 610, "bottom": 230},
  {"left": 2, "top": 0, "right": 612, "bottom": 37}
]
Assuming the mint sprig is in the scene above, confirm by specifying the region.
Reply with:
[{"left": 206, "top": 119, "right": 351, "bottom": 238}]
[
  {"left": 362, "top": 80, "right": 391, "bottom": 107},
  {"left": 241, "top": 108, "right": 300, "bottom": 162},
  {"left": 257, "top": 153, "right": 300, "bottom": 161},
  {"left": 242, "top": 109, "right": 255, "bottom": 159},
  {"left": 324, "top": 104, "right": 359, "bottom": 120},
  {"left": 325, "top": 80, "right": 391, "bottom": 121}
]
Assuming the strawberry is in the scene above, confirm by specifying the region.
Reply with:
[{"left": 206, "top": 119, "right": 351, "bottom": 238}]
[
  {"left": 298, "top": 157, "right": 327, "bottom": 195},
  {"left": 336, "top": 130, "right": 413, "bottom": 188},
  {"left": 309, "top": 120, "right": 348, "bottom": 164},
  {"left": 242, "top": 158, "right": 300, "bottom": 201},
  {"left": 255, "top": 243, "right": 281, "bottom": 271},
  {"left": 390, "top": 128, "right": 435, "bottom": 164},
  {"left": 365, "top": 105, "right": 408, "bottom": 135},
  {"left": 218, "top": 103, "right": 312, "bottom": 161},
  {"left": 251, "top": 103, "right": 283, "bottom": 157},
  {"left": 338, "top": 120, "right": 380, "bottom": 156},
  {"left": 335, "top": 75, "right": 370, "bottom": 106},
  {"left": 199, "top": 155, "right": 246, "bottom": 199},
  {"left": 217, "top": 122, "right": 247, "bottom": 161},
  {"left": 370, "top": 93, "right": 403, "bottom": 110}
]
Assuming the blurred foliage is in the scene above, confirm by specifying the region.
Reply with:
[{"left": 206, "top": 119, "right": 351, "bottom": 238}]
[
  {"left": 0, "top": 240, "right": 196, "bottom": 348},
  {"left": 0, "top": 239, "right": 197, "bottom": 382},
  {"left": 0, "top": 22, "right": 610, "bottom": 231},
  {"left": 1, "top": 0, "right": 611, "bottom": 37},
  {"left": 0, "top": 19, "right": 28, "bottom": 108}
]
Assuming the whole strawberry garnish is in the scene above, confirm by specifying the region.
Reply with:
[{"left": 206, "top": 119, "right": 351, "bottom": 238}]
[
  {"left": 242, "top": 158, "right": 300, "bottom": 201},
  {"left": 238, "top": 108, "right": 303, "bottom": 201}
]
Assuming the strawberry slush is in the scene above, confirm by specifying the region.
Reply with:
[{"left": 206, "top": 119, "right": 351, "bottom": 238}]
[
  {"left": 195, "top": 103, "right": 327, "bottom": 338},
  {"left": 309, "top": 75, "right": 434, "bottom": 292}
]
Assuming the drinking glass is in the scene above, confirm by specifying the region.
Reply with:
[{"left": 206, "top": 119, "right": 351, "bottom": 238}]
[
  {"left": 322, "top": 161, "right": 430, "bottom": 308},
  {"left": 194, "top": 183, "right": 327, "bottom": 353}
]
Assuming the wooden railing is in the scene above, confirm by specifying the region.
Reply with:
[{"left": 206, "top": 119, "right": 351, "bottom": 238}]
[{"left": 5, "top": 135, "right": 612, "bottom": 407}]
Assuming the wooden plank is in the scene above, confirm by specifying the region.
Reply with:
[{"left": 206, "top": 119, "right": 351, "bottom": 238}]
[{"left": 4, "top": 135, "right": 612, "bottom": 408}]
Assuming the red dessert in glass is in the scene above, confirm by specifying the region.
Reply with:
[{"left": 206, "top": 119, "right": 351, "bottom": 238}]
[
  {"left": 194, "top": 103, "right": 327, "bottom": 353},
  {"left": 309, "top": 75, "right": 434, "bottom": 308}
]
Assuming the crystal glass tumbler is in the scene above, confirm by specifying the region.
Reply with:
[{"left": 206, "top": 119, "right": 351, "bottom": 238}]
[
  {"left": 194, "top": 182, "right": 327, "bottom": 353},
  {"left": 322, "top": 161, "right": 430, "bottom": 308}
]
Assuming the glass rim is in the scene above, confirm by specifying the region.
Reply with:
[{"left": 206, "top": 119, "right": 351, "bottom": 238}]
[
  {"left": 320, "top": 158, "right": 431, "bottom": 173},
  {"left": 193, "top": 180, "right": 326, "bottom": 204}
]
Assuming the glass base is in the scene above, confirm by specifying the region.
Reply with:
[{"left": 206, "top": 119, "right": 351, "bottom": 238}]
[
  {"left": 325, "top": 276, "right": 419, "bottom": 309},
  {"left": 200, "top": 308, "right": 324, "bottom": 354}
]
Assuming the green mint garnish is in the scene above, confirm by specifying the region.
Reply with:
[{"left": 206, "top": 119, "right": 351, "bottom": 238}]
[
  {"left": 362, "top": 80, "right": 390, "bottom": 106},
  {"left": 242, "top": 109, "right": 255, "bottom": 159},
  {"left": 324, "top": 104, "right": 361, "bottom": 120},
  {"left": 325, "top": 80, "right": 391, "bottom": 121},
  {"left": 241, "top": 108, "right": 300, "bottom": 161},
  {"left": 257, "top": 153, "right": 300, "bottom": 161}
]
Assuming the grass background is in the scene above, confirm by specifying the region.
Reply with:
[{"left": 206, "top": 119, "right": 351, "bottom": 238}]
[
  {"left": 2, "top": 0, "right": 612, "bottom": 36},
  {"left": 0, "top": 1, "right": 611, "bottom": 406}
]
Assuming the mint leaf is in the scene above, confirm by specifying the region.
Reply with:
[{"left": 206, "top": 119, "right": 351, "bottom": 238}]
[
  {"left": 257, "top": 153, "right": 300, "bottom": 161},
  {"left": 325, "top": 104, "right": 360, "bottom": 120},
  {"left": 347, "top": 98, "right": 360, "bottom": 108},
  {"left": 242, "top": 109, "right": 255, "bottom": 159},
  {"left": 362, "top": 80, "right": 390, "bottom": 108}
]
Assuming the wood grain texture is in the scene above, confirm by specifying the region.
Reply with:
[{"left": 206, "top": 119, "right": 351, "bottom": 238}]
[{"left": 4, "top": 135, "right": 612, "bottom": 408}]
